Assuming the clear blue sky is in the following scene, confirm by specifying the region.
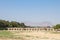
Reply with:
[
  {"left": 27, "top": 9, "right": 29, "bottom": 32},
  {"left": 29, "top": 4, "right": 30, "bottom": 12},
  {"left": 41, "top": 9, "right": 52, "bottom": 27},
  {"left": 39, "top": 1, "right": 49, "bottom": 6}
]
[{"left": 0, "top": 0, "right": 60, "bottom": 26}]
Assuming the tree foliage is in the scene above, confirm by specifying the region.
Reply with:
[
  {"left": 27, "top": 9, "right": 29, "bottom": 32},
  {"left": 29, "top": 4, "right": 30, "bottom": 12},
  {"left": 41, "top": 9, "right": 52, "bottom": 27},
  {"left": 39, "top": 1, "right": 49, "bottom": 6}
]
[
  {"left": 0, "top": 20, "right": 27, "bottom": 30},
  {"left": 53, "top": 24, "right": 60, "bottom": 29}
]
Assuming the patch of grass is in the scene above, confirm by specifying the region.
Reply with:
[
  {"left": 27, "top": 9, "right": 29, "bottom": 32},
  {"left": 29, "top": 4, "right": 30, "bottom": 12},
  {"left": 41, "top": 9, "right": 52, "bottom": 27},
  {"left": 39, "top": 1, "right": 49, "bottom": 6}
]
[
  {"left": 41, "top": 37, "right": 49, "bottom": 39},
  {"left": 49, "top": 31, "right": 60, "bottom": 34},
  {"left": 35, "top": 36, "right": 39, "bottom": 38},
  {"left": 25, "top": 35, "right": 31, "bottom": 37},
  {"left": 0, "top": 30, "right": 14, "bottom": 38}
]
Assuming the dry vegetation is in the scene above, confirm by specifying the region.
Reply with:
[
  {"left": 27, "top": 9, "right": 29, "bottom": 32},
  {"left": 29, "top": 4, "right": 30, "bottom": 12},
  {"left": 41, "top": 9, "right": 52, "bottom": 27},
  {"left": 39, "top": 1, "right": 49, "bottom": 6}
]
[{"left": 0, "top": 30, "right": 60, "bottom": 40}]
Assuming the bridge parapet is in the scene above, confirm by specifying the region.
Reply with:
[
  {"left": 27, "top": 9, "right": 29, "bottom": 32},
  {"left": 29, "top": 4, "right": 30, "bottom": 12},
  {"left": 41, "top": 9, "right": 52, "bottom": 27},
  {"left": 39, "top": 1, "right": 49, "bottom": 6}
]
[{"left": 7, "top": 28, "right": 54, "bottom": 31}]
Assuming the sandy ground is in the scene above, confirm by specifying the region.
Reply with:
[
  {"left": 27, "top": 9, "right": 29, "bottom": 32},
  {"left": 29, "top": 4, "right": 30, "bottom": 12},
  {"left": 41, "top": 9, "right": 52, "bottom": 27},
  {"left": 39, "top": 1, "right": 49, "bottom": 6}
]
[{"left": 0, "top": 30, "right": 60, "bottom": 40}]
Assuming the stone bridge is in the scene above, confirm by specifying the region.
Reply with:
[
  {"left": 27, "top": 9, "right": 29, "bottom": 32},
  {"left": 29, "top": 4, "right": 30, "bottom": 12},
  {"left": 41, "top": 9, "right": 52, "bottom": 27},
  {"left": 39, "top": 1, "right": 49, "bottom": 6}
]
[{"left": 7, "top": 28, "right": 55, "bottom": 31}]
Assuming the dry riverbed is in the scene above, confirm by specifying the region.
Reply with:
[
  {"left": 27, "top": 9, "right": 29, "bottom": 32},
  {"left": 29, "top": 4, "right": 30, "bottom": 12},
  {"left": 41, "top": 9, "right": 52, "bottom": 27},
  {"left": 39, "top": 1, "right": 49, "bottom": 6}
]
[{"left": 0, "top": 30, "right": 60, "bottom": 40}]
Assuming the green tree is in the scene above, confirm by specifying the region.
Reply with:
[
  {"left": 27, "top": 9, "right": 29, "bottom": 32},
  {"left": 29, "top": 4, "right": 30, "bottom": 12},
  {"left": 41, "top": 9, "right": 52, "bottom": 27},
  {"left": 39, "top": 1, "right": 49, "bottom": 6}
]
[
  {"left": 53, "top": 24, "right": 60, "bottom": 29},
  {"left": 10, "top": 21, "right": 20, "bottom": 27},
  {"left": 20, "top": 23, "right": 26, "bottom": 27},
  {"left": 0, "top": 20, "right": 9, "bottom": 30}
]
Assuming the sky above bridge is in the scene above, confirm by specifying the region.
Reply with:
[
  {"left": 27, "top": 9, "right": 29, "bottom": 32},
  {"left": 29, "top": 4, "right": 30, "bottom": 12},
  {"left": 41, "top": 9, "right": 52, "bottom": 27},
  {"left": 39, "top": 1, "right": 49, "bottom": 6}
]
[{"left": 0, "top": 0, "right": 60, "bottom": 26}]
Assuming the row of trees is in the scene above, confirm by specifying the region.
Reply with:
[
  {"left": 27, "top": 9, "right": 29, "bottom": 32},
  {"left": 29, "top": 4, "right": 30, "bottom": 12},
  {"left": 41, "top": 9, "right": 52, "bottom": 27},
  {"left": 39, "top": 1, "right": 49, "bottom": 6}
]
[
  {"left": 0, "top": 19, "right": 60, "bottom": 30},
  {"left": 0, "top": 20, "right": 27, "bottom": 30}
]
